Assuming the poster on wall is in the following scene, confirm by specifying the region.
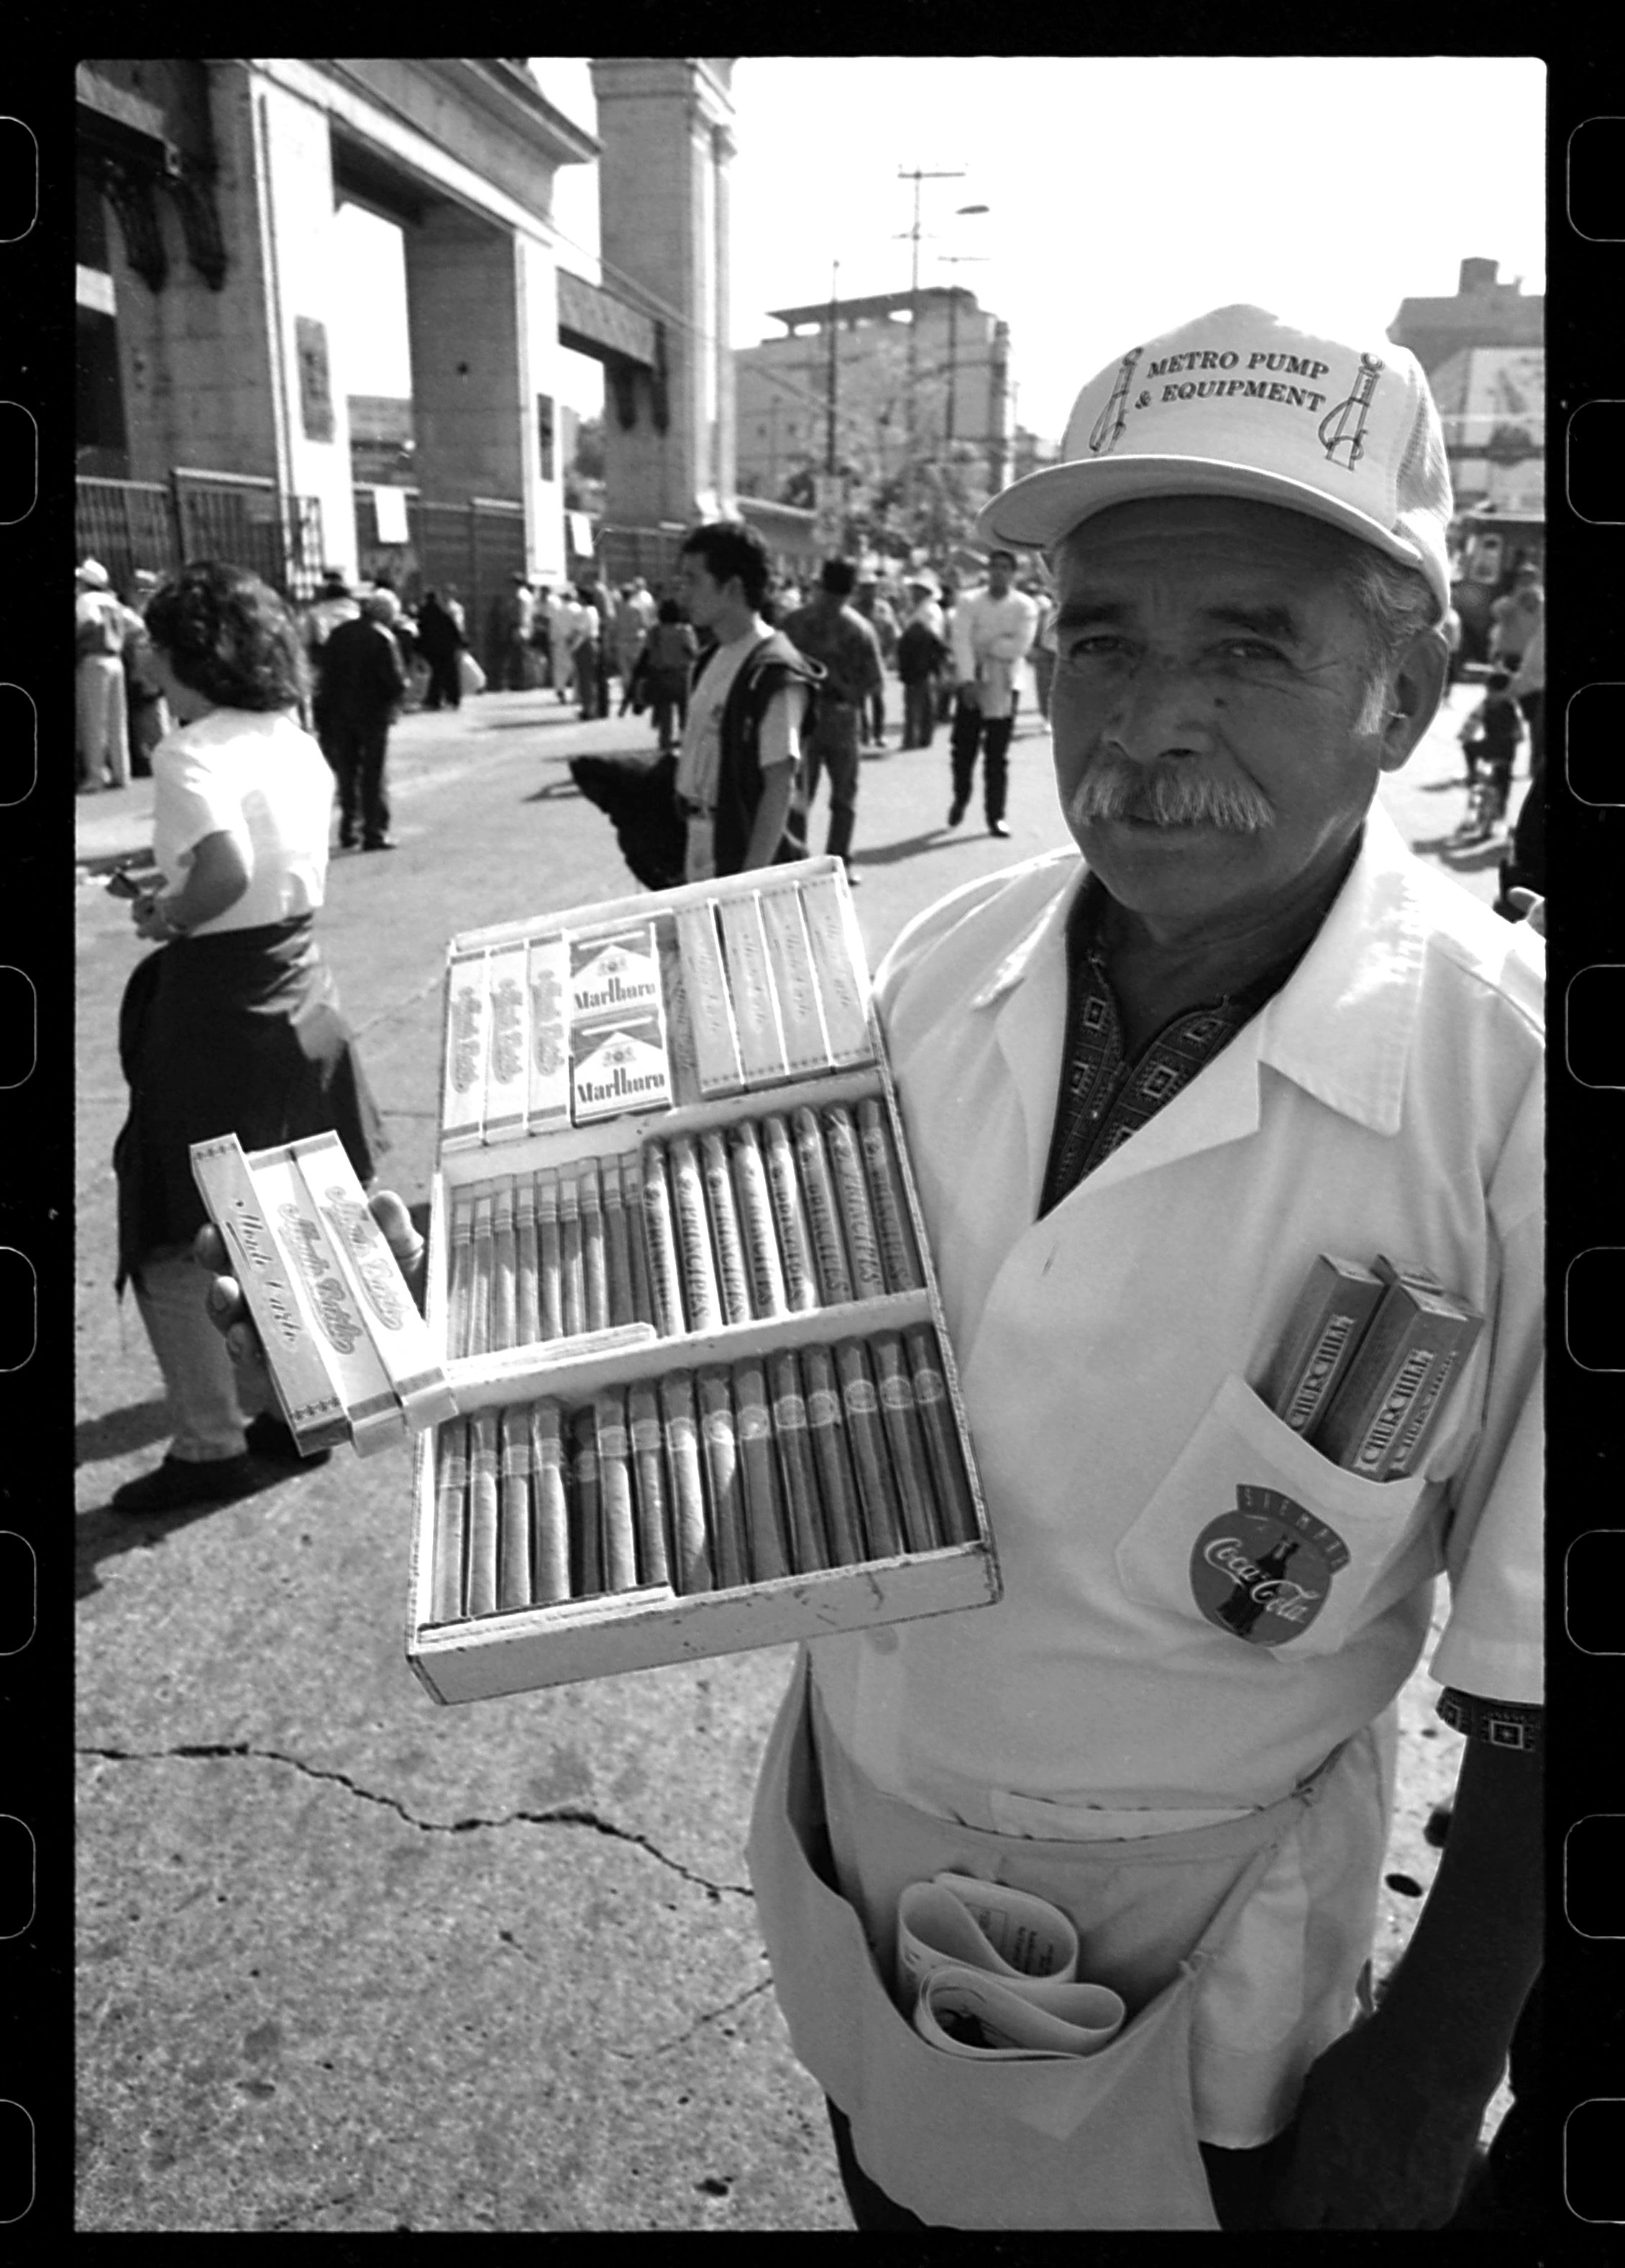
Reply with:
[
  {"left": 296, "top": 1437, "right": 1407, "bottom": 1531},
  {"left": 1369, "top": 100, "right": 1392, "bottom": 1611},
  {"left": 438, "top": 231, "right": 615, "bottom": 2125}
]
[{"left": 296, "top": 317, "right": 334, "bottom": 444}]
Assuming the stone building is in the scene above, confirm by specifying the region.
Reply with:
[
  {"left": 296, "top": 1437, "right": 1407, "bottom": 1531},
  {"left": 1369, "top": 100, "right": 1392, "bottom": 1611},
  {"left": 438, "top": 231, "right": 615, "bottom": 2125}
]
[{"left": 1388, "top": 257, "right": 1543, "bottom": 514}]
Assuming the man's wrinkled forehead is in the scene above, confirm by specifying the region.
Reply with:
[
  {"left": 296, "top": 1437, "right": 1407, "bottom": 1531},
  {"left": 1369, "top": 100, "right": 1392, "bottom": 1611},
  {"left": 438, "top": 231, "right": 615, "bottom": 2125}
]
[{"left": 1052, "top": 497, "right": 1361, "bottom": 645}]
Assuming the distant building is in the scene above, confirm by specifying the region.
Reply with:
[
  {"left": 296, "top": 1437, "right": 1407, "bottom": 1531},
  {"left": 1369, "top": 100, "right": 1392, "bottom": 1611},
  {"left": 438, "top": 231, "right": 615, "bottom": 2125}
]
[
  {"left": 735, "top": 286, "right": 1013, "bottom": 500},
  {"left": 1388, "top": 259, "right": 1543, "bottom": 515}
]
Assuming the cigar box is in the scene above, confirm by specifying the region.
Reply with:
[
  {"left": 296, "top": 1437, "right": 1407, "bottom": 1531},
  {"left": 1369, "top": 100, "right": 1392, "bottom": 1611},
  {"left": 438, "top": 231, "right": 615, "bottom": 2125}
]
[{"left": 407, "top": 857, "right": 1002, "bottom": 1704}]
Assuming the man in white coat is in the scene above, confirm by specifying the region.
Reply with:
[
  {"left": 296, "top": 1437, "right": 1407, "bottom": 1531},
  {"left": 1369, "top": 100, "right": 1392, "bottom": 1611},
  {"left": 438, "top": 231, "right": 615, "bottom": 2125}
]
[
  {"left": 748, "top": 305, "right": 1542, "bottom": 2233},
  {"left": 946, "top": 548, "right": 1040, "bottom": 836},
  {"left": 199, "top": 306, "right": 1544, "bottom": 2237}
]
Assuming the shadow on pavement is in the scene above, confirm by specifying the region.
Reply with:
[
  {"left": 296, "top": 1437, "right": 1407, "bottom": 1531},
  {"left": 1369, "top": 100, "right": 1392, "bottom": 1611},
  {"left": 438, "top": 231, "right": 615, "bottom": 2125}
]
[
  {"left": 850, "top": 830, "right": 963, "bottom": 871},
  {"left": 75, "top": 1464, "right": 293, "bottom": 1600},
  {"left": 76, "top": 1399, "right": 172, "bottom": 1466}
]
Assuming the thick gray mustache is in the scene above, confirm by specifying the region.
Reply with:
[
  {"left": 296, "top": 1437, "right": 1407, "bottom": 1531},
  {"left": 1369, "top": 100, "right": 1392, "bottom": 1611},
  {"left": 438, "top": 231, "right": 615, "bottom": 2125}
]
[{"left": 1068, "top": 761, "right": 1274, "bottom": 833}]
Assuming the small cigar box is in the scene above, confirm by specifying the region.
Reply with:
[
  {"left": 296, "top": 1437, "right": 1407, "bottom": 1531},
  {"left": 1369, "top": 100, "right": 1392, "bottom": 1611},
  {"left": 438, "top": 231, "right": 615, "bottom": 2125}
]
[{"left": 408, "top": 857, "right": 1001, "bottom": 1704}]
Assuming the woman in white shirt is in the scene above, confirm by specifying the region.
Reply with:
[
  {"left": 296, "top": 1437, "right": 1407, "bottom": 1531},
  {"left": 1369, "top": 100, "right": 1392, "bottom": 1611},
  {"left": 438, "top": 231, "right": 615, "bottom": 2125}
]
[{"left": 111, "top": 561, "right": 386, "bottom": 1515}]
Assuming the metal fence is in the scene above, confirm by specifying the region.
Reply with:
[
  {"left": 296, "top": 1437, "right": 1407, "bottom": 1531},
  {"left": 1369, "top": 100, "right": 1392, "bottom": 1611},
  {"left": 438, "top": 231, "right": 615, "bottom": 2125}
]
[
  {"left": 75, "top": 470, "right": 325, "bottom": 603},
  {"left": 353, "top": 489, "right": 529, "bottom": 666}
]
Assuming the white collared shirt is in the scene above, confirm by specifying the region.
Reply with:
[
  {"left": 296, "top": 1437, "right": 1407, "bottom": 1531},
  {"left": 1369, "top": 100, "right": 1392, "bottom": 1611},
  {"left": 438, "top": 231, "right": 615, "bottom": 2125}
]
[{"left": 812, "top": 799, "right": 1543, "bottom": 1819}]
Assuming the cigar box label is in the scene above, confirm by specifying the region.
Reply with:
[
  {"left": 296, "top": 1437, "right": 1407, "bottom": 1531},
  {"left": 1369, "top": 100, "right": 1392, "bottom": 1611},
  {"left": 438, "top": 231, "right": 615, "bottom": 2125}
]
[
  {"left": 877, "top": 1370, "right": 912, "bottom": 1413},
  {"left": 258, "top": 1149, "right": 404, "bottom": 1448},
  {"left": 759, "top": 887, "right": 833, "bottom": 1075},
  {"left": 482, "top": 943, "right": 531, "bottom": 1138},
  {"left": 525, "top": 934, "right": 571, "bottom": 1129},
  {"left": 290, "top": 1134, "right": 457, "bottom": 1425},
  {"left": 442, "top": 950, "right": 490, "bottom": 1141},
  {"left": 675, "top": 904, "right": 746, "bottom": 1096},
  {"left": 797, "top": 872, "right": 874, "bottom": 1065},
  {"left": 569, "top": 927, "right": 662, "bottom": 1023},
  {"left": 570, "top": 1015, "right": 674, "bottom": 1121},
  {"left": 807, "top": 1385, "right": 843, "bottom": 1428},
  {"left": 190, "top": 1137, "right": 347, "bottom": 1446},
  {"left": 1190, "top": 1489, "right": 1351, "bottom": 1647},
  {"left": 842, "top": 1372, "right": 879, "bottom": 1416},
  {"left": 772, "top": 1392, "right": 809, "bottom": 1432},
  {"left": 716, "top": 894, "right": 787, "bottom": 1083}
]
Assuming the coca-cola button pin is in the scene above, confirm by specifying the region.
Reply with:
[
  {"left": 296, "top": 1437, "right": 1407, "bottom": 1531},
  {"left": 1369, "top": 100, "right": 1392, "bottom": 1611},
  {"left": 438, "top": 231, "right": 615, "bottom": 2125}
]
[{"left": 1189, "top": 1486, "right": 1350, "bottom": 1646}]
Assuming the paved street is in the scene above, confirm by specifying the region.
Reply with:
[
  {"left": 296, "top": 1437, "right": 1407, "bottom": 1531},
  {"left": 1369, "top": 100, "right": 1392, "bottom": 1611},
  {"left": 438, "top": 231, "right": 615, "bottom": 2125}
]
[{"left": 74, "top": 669, "right": 1522, "bottom": 2231}]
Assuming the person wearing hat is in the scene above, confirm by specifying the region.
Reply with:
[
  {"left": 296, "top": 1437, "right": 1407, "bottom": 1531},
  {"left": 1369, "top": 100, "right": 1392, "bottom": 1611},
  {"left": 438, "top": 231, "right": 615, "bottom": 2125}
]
[
  {"left": 896, "top": 571, "right": 951, "bottom": 750},
  {"left": 76, "top": 559, "right": 132, "bottom": 791},
  {"left": 743, "top": 306, "right": 1543, "bottom": 2231},
  {"left": 198, "top": 311, "right": 1543, "bottom": 2231}
]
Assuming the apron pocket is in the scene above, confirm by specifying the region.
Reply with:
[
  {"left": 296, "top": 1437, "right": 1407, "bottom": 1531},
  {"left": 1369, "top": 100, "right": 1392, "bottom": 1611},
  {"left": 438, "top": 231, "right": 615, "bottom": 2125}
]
[
  {"left": 1114, "top": 1373, "right": 1434, "bottom": 1661},
  {"left": 747, "top": 1663, "right": 1219, "bottom": 2229}
]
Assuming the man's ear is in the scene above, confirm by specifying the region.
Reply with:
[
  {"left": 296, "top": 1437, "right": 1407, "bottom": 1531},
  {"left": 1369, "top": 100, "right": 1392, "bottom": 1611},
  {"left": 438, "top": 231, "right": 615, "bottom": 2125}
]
[{"left": 1377, "top": 628, "right": 1451, "bottom": 774}]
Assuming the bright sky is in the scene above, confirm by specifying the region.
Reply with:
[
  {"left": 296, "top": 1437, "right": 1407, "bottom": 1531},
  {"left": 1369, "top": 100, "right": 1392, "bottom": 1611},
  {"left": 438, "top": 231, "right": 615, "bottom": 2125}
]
[{"left": 333, "top": 55, "right": 1545, "bottom": 443}]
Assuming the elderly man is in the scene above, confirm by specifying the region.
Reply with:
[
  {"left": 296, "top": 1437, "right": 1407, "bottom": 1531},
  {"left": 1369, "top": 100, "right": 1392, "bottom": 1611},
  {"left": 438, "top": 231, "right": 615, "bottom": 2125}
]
[
  {"left": 201, "top": 310, "right": 1542, "bottom": 2236},
  {"left": 75, "top": 558, "right": 132, "bottom": 791},
  {"left": 747, "top": 305, "right": 1542, "bottom": 2233},
  {"left": 317, "top": 588, "right": 409, "bottom": 850}
]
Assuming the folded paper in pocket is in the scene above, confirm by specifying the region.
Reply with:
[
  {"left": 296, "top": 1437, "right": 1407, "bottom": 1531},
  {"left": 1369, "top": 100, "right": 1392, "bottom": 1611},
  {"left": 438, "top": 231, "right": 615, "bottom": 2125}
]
[
  {"left": 912, "top": 1965, "right": 1127, "bottom": 2061},
  {"left": 896, "top": 1871, "right": 1081, "bottom": 2012}
]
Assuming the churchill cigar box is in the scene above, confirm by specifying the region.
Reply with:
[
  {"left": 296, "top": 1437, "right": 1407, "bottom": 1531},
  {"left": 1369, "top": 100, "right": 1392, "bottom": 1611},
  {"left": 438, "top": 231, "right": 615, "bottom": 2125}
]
[
  {"left": 200, "top": 858, "right": 999, "bottom": 1702},
  {"left": 408, "top": 857, "right": 1000, "bottom": 1701}
]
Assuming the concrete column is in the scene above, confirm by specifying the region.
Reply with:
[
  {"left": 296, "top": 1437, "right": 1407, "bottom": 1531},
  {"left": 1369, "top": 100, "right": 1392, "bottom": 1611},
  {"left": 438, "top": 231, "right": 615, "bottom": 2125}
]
[
  {"left": 404, "top": 206, "right": 523, "bottom": 503},
  {"left": 589, "top": 58, "right": 736, "bottom": 528}
]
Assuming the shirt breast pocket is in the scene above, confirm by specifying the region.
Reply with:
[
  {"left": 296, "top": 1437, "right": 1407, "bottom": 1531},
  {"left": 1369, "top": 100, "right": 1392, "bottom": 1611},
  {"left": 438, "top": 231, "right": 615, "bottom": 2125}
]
[{"left": 1113, "top": 1374, "right": 1433, "bottom": 1662}]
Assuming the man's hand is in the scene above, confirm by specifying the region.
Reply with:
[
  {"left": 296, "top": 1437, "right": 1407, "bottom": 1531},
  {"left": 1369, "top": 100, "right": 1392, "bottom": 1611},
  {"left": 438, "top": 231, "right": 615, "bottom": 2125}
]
[
  {"left": 1267, "top": 2014, "right": 1490, "bottom": 2228},
  {"left": 196, "top": 1190, "right": 429, "bottom": 1396},
  {"left": 1506, "top": 888, "right": 1546, "bottom": 936},
  {"left": 130, "top": 889, "right": 171, "bottom": 943}
]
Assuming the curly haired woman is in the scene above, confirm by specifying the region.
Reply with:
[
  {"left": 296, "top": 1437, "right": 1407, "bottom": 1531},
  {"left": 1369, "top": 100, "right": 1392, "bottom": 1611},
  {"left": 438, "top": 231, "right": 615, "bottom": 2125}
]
[{"left": 111, "top": 561, "right": 387, "bottom": 1514}]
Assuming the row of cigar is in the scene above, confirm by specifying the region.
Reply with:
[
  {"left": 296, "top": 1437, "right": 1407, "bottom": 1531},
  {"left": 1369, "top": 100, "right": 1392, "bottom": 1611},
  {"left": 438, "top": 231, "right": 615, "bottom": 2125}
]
[
  {"left": 444, "top": 1097, "right": 923, "bottom": 1359},
  {"left": 429, "top": 1326, "right": 977, "bottom": 1623}
]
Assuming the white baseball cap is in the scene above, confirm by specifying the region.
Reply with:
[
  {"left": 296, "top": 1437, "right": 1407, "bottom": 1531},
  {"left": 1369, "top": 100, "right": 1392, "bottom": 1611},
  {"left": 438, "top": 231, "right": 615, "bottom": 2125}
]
[{"left": 977, "top": 305, "right": 1453, "bottom": 616}]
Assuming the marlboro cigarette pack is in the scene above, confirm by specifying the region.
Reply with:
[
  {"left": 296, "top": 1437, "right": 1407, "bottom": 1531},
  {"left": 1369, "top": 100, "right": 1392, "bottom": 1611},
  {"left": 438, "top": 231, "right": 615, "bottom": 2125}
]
[
  {"left": 1310, "top": 1278, "right": 1481, "bottom": 1477},
  {"left": 208, "top": 856, "right": 993, "bottom": 1700}
]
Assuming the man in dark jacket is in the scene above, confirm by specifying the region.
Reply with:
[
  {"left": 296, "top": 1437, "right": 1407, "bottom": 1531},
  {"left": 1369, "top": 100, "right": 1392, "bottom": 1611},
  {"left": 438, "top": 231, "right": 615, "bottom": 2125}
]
[
  {"left": 673, "top": 521, "right": 823, "bottom": 881},
  {"left": 317, "top": 589, "right": 408, "bottom": 850}
]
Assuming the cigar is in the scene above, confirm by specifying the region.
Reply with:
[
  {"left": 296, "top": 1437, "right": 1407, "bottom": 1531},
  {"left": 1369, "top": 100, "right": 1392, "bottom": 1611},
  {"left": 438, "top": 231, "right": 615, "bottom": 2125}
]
[
  {"left": 758, "top": 884, "right": 833, "bottom": 1075},
  {"left": 801, "top": 1344, "right": 867, "bottom": 1568},
  {"left": 600, "top": 1154, "right": 635, "bottom": 1326},
  {"left": 675, "top": 901, "right": 746, "bottom": 1096},
  {"left": 858, "top": 1098, "right": 924, "bottom": 1292},
  {"left": 579, "top": 1160, "right": 609, "bottom": 1332},
  {"left": 525, "top": 932, "right": 572, "bottom": 1133},
  {"left": 762, "top": 1115, "right": 819, "bottom": 1311},
  {"left": 466, "top": 1409, "right": 501, "bottom": 1617},
  {"left": 701, "top": 1129, "right": 752, "bottom": 1326},
  {"left": 669, "top": 1135, "right": 723, "bottom": 1333},
  {"left": 620, "top": 1153, "right": 654, "bottom": 1328},
  {"left": 595, "top": 1390, "right": 638, "bottom": 1592},
  {"left": 870, "top": 1333, "right": 942, "bottom": 1554},
  {"left": 733, "top": 1357, "right": 790, "bottom": 1579},
  {"left": 834, "top": 1340, "right": 903, "bottom": 1558},
  {"left": 431, "top": 1418, "right": 470, "bottom": 1622},
  {"left": 447, "top": 1187, "right": 477, "bottom": 1360},
  {"left": 716, "top": 892, "right": 787, "bottom": 1083},
  {"left": 766, "top": 1349, "right": 827, "bottom": 1573},
  {"left": 797, "top": 871, "right": 874, "bottom": 1068},
  {"left": 628, "top": 1379, "right": 672, "bottom": 1587},
  {"left": 468, "top": 1194, "right": 495, "bottom": 1358},
  {"left": 792, "top": 1107, "right": 853, "bottom": 1305},
  {"left": 529, "top": 1400, "right": 572, "bottom": 1603},
  {"left": 559, "top": 1167, "right": 586, "bottom": 1338},
  {"left": 536, "top": 1170, "right": 564, "bottom": 1341},
  {"left": 638, "top": 1144, "right": 686, "bottom": 1339},
  {"left": 659, "top": 1372, "right": 713, "bottom": 1593},
  {"left": 697, "top": 1367, "right": 748, "bottom": 1589},
  {"left": 730, "top": 1121, "right": 789, "bottom": 1318},
  {"left": 498, "top": 1405, "right": 534, "bottom": 1609},
  {"left": 903, "top": 1325, "right": 979, "bottom": 1546},
  {"left": 823, "top": 1106, "right": 887, "bottom": 1303},
  {"left": 490, "top": 1177, "right": 518, "bottom": 1352},
  {"left": 515, "top": 1176, "right": 541, "bottom": 1347},
  {"left": 570, "top": 1403, "right": 603, "bottom": 1597},
  {"left": 254, "top": 1145, "right": 403, "bottom": 1454}
]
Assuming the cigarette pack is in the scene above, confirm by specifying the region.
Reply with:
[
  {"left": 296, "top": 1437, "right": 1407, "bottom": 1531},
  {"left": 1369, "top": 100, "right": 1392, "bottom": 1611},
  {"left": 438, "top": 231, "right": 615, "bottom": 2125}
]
[
  {"left": 1380, "top": 1294, "right": 1485, "bottom": 1479},
  {"left": 716, "top": 893, "right": 788, "bottom": 1083},
  {"left": 190, "top": 1134, "right": 349, "bottom": 1456},
  {"left": 441, "top": 949, "right": 490, "bottom": 1150},
  {"left": 1262, "top": 1254, "right": 1385, "bottom": 1436},
  {"left": 255, "top": 1145, "right": 406, "bottom": 1456},
  {"left": 482, "top": 942, "right": 531, "bottom": 1141},
  {"left": 1310, "top": 1280, "right": 1479, "bottom": 1477},
  {"left": 400, "top": 858, "right": 999, "bottom": 1702}
]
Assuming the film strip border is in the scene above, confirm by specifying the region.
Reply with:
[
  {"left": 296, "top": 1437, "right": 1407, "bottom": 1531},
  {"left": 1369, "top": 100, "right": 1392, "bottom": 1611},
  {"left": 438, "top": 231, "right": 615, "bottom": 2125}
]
[
  {"left": 1, "top": 82, "right": 42, "bottom": 2234},
  {"left": 1551, "top": 69, "right": 1625, "bottom": 2238}
]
